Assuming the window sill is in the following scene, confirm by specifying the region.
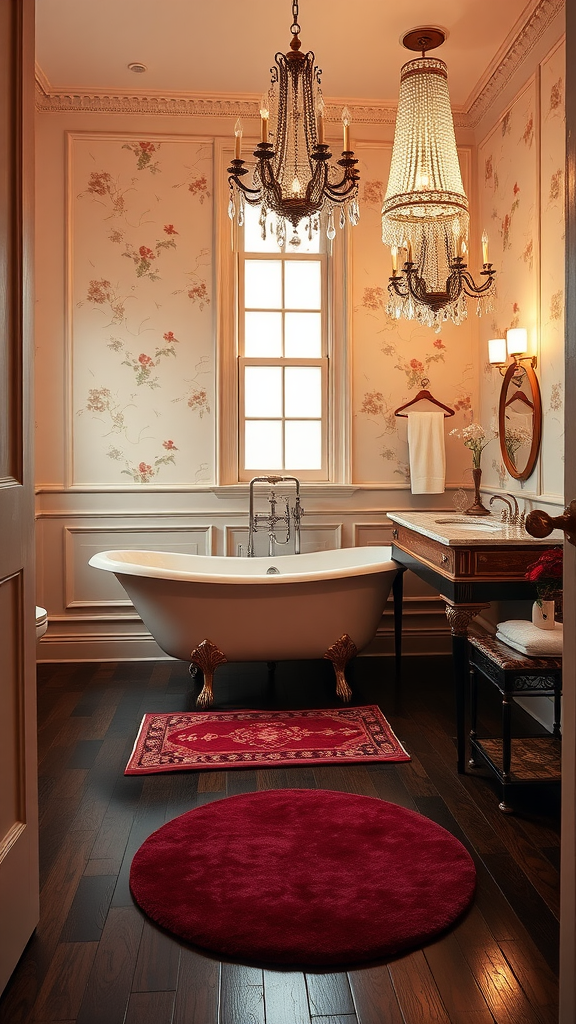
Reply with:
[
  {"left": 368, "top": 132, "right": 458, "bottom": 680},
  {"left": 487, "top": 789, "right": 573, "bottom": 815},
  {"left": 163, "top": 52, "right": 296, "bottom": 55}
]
[{"left": 211, "top": 483, "right": 359, "bottom": 498}]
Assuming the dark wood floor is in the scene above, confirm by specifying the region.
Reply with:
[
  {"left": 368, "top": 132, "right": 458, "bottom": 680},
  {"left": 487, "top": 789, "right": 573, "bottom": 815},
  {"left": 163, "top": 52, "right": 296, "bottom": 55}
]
[{"left": 0, "top": 654, "right": 560, "bottom": 1024}]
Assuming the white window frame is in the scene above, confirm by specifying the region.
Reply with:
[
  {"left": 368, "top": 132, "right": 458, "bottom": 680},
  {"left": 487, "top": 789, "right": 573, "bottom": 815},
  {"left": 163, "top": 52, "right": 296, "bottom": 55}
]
[
  {"left": 215, "top": 139, "right": 351, "bottom": 486},
  {"left": 238, "top": 249, "right": 329, "bottom": 481}
]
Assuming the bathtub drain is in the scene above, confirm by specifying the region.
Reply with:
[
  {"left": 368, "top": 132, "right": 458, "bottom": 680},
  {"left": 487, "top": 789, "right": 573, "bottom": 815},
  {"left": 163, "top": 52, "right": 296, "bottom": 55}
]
[{"left": 266, "top": 566, "right": 280, "bottom": 574}]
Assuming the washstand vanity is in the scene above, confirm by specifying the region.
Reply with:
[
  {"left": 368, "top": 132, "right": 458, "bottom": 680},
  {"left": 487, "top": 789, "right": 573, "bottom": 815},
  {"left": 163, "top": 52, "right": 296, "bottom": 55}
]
[{"left": 388, "top": 510, "right": 564, "bottom": 775}]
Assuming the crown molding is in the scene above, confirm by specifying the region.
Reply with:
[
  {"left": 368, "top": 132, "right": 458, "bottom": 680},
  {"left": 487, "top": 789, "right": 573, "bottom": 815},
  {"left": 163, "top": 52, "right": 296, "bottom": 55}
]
[
  {"left": 35, "top": 0, "right": 564, "bottom": 129},
  {"left": 464, "top": 0, "right": 564, "bottom": 128}
]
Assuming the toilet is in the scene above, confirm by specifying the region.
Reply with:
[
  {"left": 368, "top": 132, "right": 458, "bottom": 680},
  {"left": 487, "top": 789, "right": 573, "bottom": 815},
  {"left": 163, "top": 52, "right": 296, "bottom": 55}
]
[{"left": 36, "top": 606, "right": 48, "bottom": 640}]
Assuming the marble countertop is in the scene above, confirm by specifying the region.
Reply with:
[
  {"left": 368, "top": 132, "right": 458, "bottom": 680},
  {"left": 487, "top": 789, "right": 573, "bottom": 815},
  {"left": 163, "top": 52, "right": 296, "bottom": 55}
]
[{"left": 386, "top": 510, "right": 565, "bottom": 547}]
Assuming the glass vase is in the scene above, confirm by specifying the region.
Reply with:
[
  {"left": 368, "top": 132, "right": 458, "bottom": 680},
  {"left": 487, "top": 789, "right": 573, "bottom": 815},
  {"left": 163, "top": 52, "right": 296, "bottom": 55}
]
[{"left": 465, "top": 467, "right": 491, "bottom": 516}]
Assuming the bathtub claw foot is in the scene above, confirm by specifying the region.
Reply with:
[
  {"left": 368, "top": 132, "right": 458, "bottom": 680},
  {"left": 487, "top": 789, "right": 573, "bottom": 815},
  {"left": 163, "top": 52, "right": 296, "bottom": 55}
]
[
  {"left": 190, "top": 639, "right": 227, "bottom": 708},
  {"left": 324, "top": 634, "right": 357, "bottom": 703}
]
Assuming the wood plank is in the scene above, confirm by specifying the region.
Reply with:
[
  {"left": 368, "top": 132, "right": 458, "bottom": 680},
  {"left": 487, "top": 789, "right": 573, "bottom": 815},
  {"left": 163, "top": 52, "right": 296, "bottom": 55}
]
[
  {"left": 423, "top": 932, "right": 495, "bottom": 1023},
  {"left": 123, "top": 990, "right": 176, "bottom": 1024},
  {"left": 388, "top": 950, "right": 451, "bottom": 1023},
  {"left": 75, "top": 906, "right": 144, "bottom": 1024},
  {"left": 263, "top": 968, "right": 311, "bottom": 1023},
  {"left": 306, "top": 973, "right": 355, "bottom": 1017},
  {"left": 31, "top": 941, "right": 98, "bottom": 1021},
  {"left": 197, "top": 771, "right": 227, "bottom": 792},
  {"left": 220, "top": 964, "right": 265, "bottom": 1024},
  {"left": 132, "top": 921, "right": 180, "bottom": 992},
  {"left": 347, "top": 965, "right": 404, "bottom": 1024},
  {"left": 111, "top": 776, "right": 174, "bottom": 908},
  {"left": 172, "top": 949, "right": 220, "bottom": 1024},
  {"left": 226, "top": 768, "right": 258, "bottom": 796},
  {"left": 311, "top": 765, "right": 379, "bottom": 796},
  {"left": 311, "top": 1016, "right": 358, "bottom": 1024},
  {"left": 60, "top": 874, "right": 116, "bottom": 942},
  {"left": 499, "top": 939, "right": 558, "bottom": 1024}
]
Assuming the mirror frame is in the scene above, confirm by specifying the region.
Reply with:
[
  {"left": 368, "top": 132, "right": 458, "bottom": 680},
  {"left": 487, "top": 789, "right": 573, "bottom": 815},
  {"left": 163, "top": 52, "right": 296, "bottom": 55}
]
[{"left": 498, "top": 360, "right": 542, "bottom": 481}]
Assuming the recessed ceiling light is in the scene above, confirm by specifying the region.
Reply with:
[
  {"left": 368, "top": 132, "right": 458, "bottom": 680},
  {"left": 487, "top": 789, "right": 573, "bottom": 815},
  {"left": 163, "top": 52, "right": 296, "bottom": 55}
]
[{"left": 128, "top": 62, "right": 147, "bottom": 74}]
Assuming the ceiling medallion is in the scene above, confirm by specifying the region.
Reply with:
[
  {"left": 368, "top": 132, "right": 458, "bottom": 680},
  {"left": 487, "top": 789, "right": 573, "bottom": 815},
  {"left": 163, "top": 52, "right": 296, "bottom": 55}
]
[
  {"left": 382, "top": 28, "right": 495, "bottom": 328},
  {"left": 227, "top": 0, "right": 360, "bottom": 247}
]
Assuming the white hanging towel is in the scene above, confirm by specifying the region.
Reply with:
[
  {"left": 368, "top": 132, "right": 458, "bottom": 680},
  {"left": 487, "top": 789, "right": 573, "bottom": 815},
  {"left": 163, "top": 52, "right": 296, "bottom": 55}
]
[{"left": 407, "top": 410, "right": 446, "bottom": 494}]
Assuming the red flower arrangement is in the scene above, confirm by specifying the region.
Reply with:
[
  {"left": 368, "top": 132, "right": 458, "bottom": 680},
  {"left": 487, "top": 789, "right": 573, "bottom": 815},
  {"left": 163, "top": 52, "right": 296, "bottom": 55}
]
[{"left": 525, "top": 547, "right": 563, "bottom": 604}]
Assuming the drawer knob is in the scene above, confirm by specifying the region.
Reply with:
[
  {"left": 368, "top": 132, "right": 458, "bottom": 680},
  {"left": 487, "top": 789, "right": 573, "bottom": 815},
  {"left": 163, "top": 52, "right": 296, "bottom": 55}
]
[
  {"left": 441, "top": 554, "right": 449, "bottom": 564},
  {"left": 392, "top": 529, "right": 398, "bottom": 539}
]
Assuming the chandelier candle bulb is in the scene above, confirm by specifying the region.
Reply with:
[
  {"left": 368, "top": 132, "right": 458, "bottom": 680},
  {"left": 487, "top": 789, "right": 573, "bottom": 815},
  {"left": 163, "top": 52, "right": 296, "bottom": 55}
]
[
  {"left": 489, "top": 338, "right": 507, "bottom": 365},
  {"left": 234, "top": 118, "right": 243, "bottom": 160},
  {"left": 391, "top": 246, "right": 398, "bottom": 274},
  {"left": 317, "top": 95, "right": 325, "bottom": 144},
  {"left": 342, "top": 107, "right": 351, "bottom": 151},
  {"left": 482, "top": 230, "right": 489, "bottom": 265},
  {"left": 259, "top": 97, "right": 269, "bottom": 144}
]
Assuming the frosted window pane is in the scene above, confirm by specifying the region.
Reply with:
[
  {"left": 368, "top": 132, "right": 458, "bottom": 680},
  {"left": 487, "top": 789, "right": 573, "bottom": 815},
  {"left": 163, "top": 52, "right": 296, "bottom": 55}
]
[
  {"left": 245, "top": 261, "right": 282, "bottom": 309},
  {"left": 245, "top": 366, "right": 282, "bottom": 417},
  {"left": 285, "top": 421, "right": 322, "bottom": 469},
  {"left": 284, "top": 312, "right": 322, "bottom": 357},
  {"left": 285, "top": 367, "right": 322, "bottom": 417},
  {"left": 245, "top": 421, "right": 283, "bottom": 469},
  {"left": 245, "top": 312, "right": 282, "bottom": 356},
  {"left": 284, "top": 261, "right": 321, "bottom": 309}
]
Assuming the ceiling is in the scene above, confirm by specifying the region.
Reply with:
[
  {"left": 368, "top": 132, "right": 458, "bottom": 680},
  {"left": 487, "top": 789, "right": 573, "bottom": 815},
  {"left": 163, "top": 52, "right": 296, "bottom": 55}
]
[{"left": 35, "top": 0, "right": 535, "bottom": 108}]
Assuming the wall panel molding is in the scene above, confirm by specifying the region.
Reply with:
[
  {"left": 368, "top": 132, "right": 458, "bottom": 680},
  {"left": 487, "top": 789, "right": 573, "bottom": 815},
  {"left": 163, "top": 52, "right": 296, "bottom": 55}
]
[{"left": 62, "top": 524, "right": 214, "bottom": 608}]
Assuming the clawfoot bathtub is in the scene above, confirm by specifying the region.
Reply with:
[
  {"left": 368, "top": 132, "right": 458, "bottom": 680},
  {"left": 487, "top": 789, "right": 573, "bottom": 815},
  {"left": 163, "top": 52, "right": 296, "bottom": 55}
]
[{"left": 89, "top": 547, "right": 399, "bottom": 707}]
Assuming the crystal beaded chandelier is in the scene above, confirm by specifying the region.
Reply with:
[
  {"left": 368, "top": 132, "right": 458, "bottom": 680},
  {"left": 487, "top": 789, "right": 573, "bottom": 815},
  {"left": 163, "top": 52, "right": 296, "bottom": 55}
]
[
  {"left": 382, "top": 29, "right": 495, "bottom": 328},
  {"left": 227, "top": 0, "right": 360, "bottom": 247}
]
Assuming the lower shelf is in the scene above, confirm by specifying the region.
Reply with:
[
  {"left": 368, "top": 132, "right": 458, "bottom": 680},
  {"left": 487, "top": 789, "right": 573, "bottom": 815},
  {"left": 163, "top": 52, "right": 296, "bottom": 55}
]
[{"left": 471, "top": 736, "right": 561, "bottom": 784}]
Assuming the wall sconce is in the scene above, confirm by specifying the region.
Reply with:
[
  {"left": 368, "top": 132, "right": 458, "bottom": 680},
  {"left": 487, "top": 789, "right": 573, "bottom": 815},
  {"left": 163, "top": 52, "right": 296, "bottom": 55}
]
[{"left": 488, "top": 328, "right": 537, "bottom": 375}]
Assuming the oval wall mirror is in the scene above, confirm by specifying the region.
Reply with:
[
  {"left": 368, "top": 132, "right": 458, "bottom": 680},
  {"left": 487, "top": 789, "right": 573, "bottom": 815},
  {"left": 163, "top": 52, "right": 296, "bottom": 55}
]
[{"left": 498, "top": 361, "right": 542, "bottom": 480}]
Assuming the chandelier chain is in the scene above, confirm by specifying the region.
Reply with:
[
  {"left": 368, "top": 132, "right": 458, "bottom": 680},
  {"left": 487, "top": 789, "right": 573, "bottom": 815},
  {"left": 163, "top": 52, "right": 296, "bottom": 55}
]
[{"left": 291, "top": 0, "right": 300, "bottom": 35}]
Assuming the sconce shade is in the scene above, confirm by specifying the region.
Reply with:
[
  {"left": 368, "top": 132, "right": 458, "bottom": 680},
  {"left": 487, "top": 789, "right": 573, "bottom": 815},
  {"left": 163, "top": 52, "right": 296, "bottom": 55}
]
[
  {"left": 382, "top": 56, "right": 469, "bottom": 294},
  {"left": 506, "top": 328, "right": 528, "bottom": 356},
  {"left": 488, "top": 338, "right": 507, "bottom": 365}
]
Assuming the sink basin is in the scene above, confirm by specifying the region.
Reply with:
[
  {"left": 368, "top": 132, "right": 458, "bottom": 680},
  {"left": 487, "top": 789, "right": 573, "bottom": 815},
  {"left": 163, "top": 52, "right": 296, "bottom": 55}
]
[{"left": 434, "top": 518, "right": 503, "bottom": 531}]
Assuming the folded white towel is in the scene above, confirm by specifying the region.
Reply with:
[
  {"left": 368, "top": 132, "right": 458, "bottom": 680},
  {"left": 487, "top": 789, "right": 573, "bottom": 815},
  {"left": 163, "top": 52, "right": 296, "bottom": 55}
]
[
  {"left": 496, "top": 619, "right": 563, "bottom": 656},
  {"left": 407, "top": 411, "right": 446, "bottom": 494}
]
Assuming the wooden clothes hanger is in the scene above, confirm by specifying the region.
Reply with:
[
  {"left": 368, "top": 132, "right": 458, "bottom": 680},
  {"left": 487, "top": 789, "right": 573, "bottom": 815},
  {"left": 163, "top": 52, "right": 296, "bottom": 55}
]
[
  {"left": 394, "top": 378, "right": 455, "bottom": 418},
  {"left": 505, "top": 390, "right": 534, "bottom": 409}
]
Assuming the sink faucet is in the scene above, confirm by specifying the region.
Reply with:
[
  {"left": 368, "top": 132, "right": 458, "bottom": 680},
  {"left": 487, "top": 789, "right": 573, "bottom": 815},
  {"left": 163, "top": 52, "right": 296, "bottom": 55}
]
[
  {"left": 489, "top": 495, "right": 513, "bottom": 522},
  {"left": 247, "top": 476, "right": 304, "bottom": 557},
  {"left": 489, "top": 493, "right": 524, "bottom": 525}
]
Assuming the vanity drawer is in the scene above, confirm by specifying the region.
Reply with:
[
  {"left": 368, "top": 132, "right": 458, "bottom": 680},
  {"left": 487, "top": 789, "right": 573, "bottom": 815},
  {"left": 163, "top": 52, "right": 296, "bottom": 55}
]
[
  {"left": 471, "top": 547, "right": 552, "bottom": 579},
  {"left": 393, "top": 526, "right": 455, "bottom": 575}
]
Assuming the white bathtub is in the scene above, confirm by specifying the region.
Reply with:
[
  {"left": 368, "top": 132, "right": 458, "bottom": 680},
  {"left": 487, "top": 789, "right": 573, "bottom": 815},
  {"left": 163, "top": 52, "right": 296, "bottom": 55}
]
[{"left": 89, "top": 547, "right": 398, "bottom": 705}]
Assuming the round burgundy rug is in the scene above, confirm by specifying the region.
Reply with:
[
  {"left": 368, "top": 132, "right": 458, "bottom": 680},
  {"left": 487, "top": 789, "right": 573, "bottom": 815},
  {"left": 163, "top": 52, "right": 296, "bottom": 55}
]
[{"left": 129, "top": 789, "right": 476, "bottom": 966}]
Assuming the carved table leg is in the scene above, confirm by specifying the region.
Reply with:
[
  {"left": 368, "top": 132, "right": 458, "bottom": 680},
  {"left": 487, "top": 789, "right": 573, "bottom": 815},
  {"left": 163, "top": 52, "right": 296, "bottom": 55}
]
[
  {"left": 190, "top": 639, "right": 227, "bottom": 708},
  {"left": 442, "top": 597, "right": 490, "bottom": 774},
  {"left": 323, "top": 634, "right": 358, "bottom": 703}
]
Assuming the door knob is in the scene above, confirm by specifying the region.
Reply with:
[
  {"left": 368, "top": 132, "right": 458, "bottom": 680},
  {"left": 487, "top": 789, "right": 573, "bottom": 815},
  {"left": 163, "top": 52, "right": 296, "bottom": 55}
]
[{"left": 525, "top": 499, "right": 576, "bottom": 546}]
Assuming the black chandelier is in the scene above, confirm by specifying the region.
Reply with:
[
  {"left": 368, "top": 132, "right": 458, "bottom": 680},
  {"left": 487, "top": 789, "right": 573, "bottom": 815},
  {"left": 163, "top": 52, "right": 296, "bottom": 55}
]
[
  {"left": 387, "top": 252, "right": 497, "bottom": 328},
  {"left": 227, "top": 0, "right": 360, "bottom": 246}
]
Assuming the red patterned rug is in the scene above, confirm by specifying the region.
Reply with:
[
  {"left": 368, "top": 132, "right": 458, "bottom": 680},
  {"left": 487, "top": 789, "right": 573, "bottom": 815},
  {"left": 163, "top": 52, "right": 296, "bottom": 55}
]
[
  {"left": 130, "top": 789, "right": 476, "bottom": 965},
  {"left": 125, "top": 705, "right": 410, "bottom": 774}
]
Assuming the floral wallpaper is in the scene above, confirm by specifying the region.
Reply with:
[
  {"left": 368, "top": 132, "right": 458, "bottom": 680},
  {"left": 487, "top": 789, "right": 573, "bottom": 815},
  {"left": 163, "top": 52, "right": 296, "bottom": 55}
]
[
  {"left": 478, "top": 45, "right": 565, "bottom": 498},
  {"left": 352, "top": 147, "right": 477, "bottom": 489},
  {"left": 71, "top": 135, "right": 214, "bottom": 485}
]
